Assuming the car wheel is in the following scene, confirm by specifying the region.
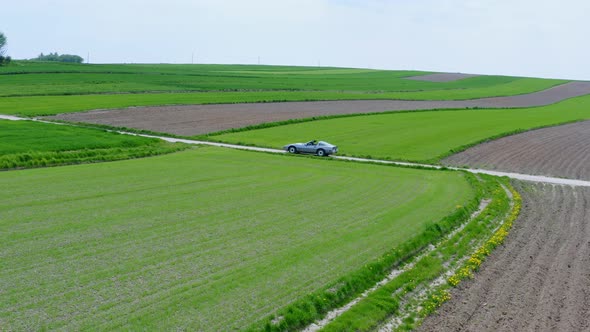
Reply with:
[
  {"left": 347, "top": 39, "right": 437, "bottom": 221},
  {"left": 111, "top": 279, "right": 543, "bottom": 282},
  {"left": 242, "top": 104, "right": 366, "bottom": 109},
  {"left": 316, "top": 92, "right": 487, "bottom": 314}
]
[
  {"left": 317, "top": 149, "right": 325, "bottom": 157},
  {"left": 288, "top": 146, "right": 297, "bottom": 154}
]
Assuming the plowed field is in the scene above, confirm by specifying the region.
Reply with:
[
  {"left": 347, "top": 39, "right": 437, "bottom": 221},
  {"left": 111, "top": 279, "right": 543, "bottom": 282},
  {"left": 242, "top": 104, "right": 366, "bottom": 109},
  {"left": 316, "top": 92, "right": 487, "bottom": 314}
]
[
  {"left": 46, "top": 82, "right": 590, "bottom": 136},
  {"left": 444, "top": 120, "right": 590, "bottom": 181},
  {"left": 419, "top": 182, "right": 590, "bottom": 331}
]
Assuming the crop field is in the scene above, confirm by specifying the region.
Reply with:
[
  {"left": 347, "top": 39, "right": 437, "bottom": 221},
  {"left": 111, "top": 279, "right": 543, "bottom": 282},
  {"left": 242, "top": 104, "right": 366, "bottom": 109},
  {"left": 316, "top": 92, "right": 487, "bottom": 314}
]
[
  {"left": 0, "top": 62, "right": 567, "bottom": 118},
  {"left": 0, "top": 119, "right": 188, "bottom": 169},
  {"left": 0, "top": 62, "right": 563, "bottom": 97},
  {"left": 444, "top": 120, "right": 590, "bottom": 180},
  {"left": 42, "top": 81, "right": 590, "bottom": 136},
  {"left": 419, "top": 182, "right": 590, "bottom": 331},
  {"left": 212, "top": 94, "right": 590, "bottom": 162},
  {"left": 0, "top": 147, "right": 474, "bottom": 330},
  {"left": 0, "top": 79, "right": 572, "bottom": 118},
  {"left": 4, "top": 62, "right": 589, "bottom": 331}
]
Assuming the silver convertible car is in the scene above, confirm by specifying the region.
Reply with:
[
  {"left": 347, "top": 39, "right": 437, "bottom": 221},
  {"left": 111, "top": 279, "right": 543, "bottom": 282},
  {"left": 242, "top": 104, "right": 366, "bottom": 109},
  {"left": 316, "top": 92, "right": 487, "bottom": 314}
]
[{"left": 283, "top": 140, "right": 338, "bottom": 156}]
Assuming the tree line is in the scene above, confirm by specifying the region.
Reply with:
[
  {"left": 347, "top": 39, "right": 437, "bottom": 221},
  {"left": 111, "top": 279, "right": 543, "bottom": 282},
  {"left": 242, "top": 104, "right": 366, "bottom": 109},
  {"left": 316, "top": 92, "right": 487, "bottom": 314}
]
[
  {"left": 0, "top": 31, "right": 85, "bottom": 65},
  {"left": 31, "top": 52, "right": 84, "bottom": 63}
]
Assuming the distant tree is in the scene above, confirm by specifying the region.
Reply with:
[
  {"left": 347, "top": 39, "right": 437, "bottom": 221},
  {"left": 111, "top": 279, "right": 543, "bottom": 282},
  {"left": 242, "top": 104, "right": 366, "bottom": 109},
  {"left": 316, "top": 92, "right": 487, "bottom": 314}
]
[
  {"left": 32, "top": 52, "right": 83, "bottom": 63},
  {"left": 0, "top": 32, "right": 10, "bottom": 66},
  {"left": 0, "top": 32, "right": 6, "bottom": 55},
  {"left": 58, "top": 54, "right": 84, "bottom": 63}
]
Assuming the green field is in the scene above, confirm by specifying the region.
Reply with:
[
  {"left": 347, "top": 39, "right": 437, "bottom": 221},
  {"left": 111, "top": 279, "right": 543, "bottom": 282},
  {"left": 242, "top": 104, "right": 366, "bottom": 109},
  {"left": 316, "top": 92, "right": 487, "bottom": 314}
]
[
  {"left": 0, "top": 62, "right": 566, "bottom": 117},
  {"left": 0, "top": 120, "right": 187, "bottom": 169},
  {"left": 0, "top": 147, "right": 474, "bottom": 330},
  {"left": 1, "top": 79, "right": 567, "bottom": 117},
  {"left": 2, "top": 63, "right": 556, "bottom": 330},
  {"left": 212, "top": 94, "right": 590, "bottom": 163},
  {"left": 0, "top": 62, "right": 562, "bottom": 96}
]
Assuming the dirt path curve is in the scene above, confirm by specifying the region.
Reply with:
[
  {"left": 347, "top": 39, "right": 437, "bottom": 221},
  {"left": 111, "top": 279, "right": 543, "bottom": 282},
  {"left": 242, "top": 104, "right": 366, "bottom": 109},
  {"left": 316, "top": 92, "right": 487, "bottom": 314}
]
[
  {"left": 444, "top": 120, "right": 590, "bottom": 181},
  {"left": 45, "top": 82, "right": 590, "bottom": 136},
  {"left": 419, "top": 182, "right": 590, "bottom": 332}
]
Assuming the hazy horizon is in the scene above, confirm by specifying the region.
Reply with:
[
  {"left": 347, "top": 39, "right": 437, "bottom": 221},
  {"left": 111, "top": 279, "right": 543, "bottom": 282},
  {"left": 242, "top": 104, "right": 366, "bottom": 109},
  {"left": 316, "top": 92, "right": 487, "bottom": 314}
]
[{"left": 2, "top": 0, "right": 589, "bottom": 80}]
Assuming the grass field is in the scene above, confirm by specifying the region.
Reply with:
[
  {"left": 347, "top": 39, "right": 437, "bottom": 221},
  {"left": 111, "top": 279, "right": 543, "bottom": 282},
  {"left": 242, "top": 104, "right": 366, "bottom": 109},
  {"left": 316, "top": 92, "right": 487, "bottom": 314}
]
[
  {"left": 212, "top": 94, "right": 590, "bottom": 163},
  {"left": 1, "top": 62, "right": 552, "bottom": 331},
  {"left": 0, "top": 147, "right": 474, "bottom": 331},
  {"left": 0, "top": 62, "right": 566, "bottom": 117},
  {"left": 1, "top": 78, "right": 568, "bottom": 117},
  {"left": 0, "top": 62, "right": 562, "bottom": 96},
  {"left": 0, "top": 120, "right": 187, "bottom": 169}
]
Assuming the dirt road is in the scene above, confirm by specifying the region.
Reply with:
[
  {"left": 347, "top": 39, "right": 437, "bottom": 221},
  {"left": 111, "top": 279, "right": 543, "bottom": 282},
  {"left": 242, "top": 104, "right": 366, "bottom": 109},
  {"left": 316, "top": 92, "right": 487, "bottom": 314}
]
[
  {"left": 419, "top": 182, "right": 590, "bottom": 331},
  {"left": 46, "top": 82, "right": 590, "bottom": 136},
  {"left": 444, "top": 120, "right": 590, "bottom": 181}
]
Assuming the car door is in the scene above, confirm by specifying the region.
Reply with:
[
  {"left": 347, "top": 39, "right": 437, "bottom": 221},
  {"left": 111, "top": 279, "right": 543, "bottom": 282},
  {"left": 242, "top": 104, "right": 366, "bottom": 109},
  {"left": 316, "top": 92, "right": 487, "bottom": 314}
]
[{"left": 302, "top": 142, "right": 315, "bottom": 153}]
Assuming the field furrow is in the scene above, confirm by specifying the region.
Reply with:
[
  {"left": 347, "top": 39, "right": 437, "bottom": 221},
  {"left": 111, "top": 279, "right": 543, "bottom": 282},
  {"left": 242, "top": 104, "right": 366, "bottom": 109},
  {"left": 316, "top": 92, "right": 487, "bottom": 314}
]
[
  {"left": 444, "top": 120, "right": 590, "bottom": 181},
  {"left": 418, "top": 182, "right": 590, "bottom": 331}
]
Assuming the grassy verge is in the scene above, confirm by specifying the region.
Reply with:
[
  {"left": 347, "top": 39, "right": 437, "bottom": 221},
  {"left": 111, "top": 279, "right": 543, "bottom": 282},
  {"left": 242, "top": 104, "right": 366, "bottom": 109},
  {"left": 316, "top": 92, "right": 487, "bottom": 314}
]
[
  {"left": 319, "top": 176, "right": 516, "bottom": 331},
  {"left": 0, "top": 143, "right": 190, "bottom": 170},
  {"left": 0, "top": 119, "right": 188, "bottom": 169},
  {"left": 447, "top": 187, "right": 522, "bottom": 287},
  {"left": 0, "top": 148, "right": 474, "bottom": 331},
  {"left": 212, "top": 94, "right": 590, "bottom": 163}
]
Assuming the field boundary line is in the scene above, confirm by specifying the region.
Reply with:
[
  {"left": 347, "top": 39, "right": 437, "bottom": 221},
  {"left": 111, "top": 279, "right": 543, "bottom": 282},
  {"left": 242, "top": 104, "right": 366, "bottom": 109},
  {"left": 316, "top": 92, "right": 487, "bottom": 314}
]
[{"left": 3, "top": 114, "right": 590, "bottom": 187}]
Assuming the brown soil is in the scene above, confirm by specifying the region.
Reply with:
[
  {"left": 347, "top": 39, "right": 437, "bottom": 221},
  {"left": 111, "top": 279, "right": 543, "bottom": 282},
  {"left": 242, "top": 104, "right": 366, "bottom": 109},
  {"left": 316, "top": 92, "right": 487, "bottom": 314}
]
[
  {"left": 46, "top": 82, "right": 590, "bottom": 136},
  {"left": 419, "top": 181, "right": 590, "bottom": 332},
  {"left": 444, "top": 120, "right": 590, "bottom": 181},
  {"left": 404, "top": 73, "right": 480, "bottom": 82}
]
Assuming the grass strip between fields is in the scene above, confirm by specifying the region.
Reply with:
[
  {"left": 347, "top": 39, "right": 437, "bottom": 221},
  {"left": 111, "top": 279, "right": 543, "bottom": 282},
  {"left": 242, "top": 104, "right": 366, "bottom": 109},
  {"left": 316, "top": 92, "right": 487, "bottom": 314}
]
[
  {"left": 318, "top": 176, "right": 517, "bottom": 331},
  {"left": 0, "top": 143, "right": 191, "bottom": 170},
  {"left": 0, "top": 119, "right": 191, "bottom": 170}
]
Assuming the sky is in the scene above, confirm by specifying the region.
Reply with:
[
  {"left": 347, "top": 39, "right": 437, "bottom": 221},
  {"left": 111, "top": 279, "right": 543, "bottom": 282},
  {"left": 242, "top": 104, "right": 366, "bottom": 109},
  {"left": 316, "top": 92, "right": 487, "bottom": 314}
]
[{"left": 2, "top": 0, "right": 589, "bottom": 80}]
